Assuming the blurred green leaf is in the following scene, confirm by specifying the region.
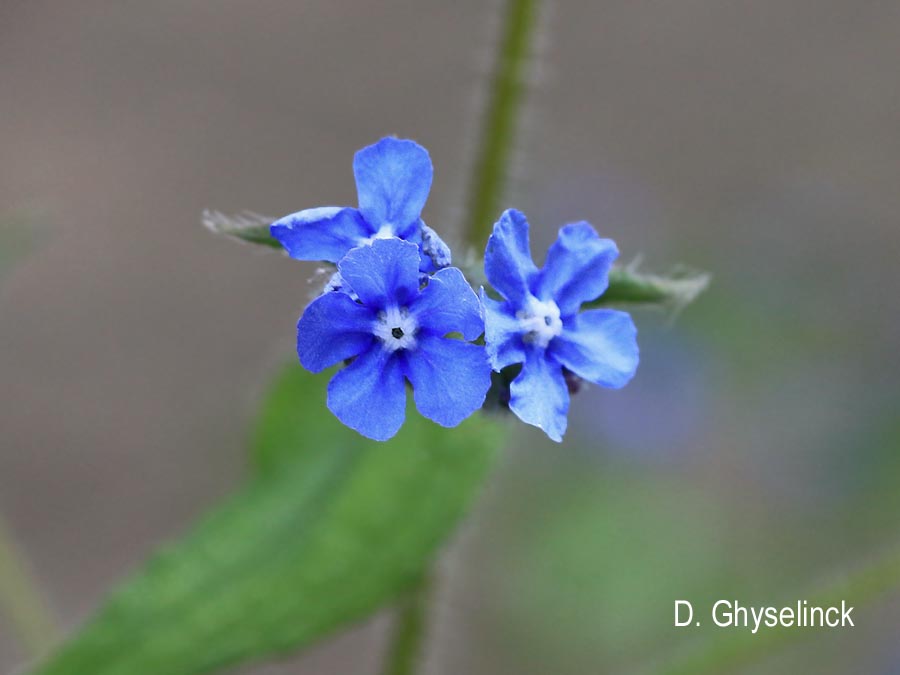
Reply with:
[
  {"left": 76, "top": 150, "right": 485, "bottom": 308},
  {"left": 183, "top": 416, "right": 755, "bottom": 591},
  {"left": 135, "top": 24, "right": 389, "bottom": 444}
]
[
  {"left": 250, "top": 364, "right": 366, "bottom": 476},
  {"left": 590, "top": 266, "right": 710, "bottom": 312},
  {"left": 487, "top": 460, "right": 734, "bottom": 674},
  {"left": 0, "top": 514, "right": 58, "bottom": 658},
  {"left": 650, "top": 546, "right": 900, "bottom": 675},
  {"left": 202, "top": 210, "right": 282, "bottom": 249},
  {"left": 0, "top": 214, "right": 41, "bottom": 281},
  {"left": 34, "top": 366, "right": 505, "bottom": 675}
]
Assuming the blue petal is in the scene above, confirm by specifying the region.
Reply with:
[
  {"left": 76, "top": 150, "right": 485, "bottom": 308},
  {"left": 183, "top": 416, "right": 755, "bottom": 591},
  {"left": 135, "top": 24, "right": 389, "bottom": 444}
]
[
  {"left": 353, "top": 138, "right": 432, "bottom": 236},
  {"left": 322, "top": 270, "right": 354, "bottom": 298},
  {"left": 484, "top": 209, "right": 538, "bottom": 305},
  {"left": 549, "top": 309, "right": 639, "bottom": 388},
  {"left": 418, "top": 221, "right": 452, "bottom": 270},
  {"left": 535, "top": 222, "right": 619, "bottom": 316},
  {"left": 403, "top": 335, "right": 491, "bottom": 427},
  {"left": 509, "top": 346, "right": 569, "bottom": 442},
  {"left": 338, "top": 238, "right": 421, "bottom": 309},
  {"left": 481, "top": 290, "right": 526, "bottom": 370},
  {"left": 297, "top": 292, "right": 376, "bottom": 372},
  {"left": 412, "top": 267, "right": 484, "bottom": 341},
  {"left": 270, "top": 207, "right": 371, "bottom": 263},
  {"left": 404, "top": 220, "right": 451, "bottom": 272},
  {"left": 327, "top": 346, "right": 406, "bottom": 441}
]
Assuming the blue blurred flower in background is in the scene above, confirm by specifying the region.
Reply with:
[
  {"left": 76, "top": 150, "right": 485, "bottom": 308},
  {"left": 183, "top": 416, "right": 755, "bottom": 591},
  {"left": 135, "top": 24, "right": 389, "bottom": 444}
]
[
  {"left": 296, "top": 238, "right": 490, "bottom": 440},
  {"left": 482, "top": 209, "right": 639, "bottom": 442},
  {"left": 270, "top": 137, "right": 450, "bottom": 271},
  {"left": 575, "top": 333, "right": 710, "bottom": 462}
]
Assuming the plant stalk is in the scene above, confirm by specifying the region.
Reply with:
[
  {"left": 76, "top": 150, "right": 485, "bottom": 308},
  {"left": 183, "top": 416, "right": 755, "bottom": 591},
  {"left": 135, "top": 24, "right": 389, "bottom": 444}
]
[
  {"left": 381, "top": 575, "right": 432, "bottom": 675},
  {"left": 0, "top": 513, "right": 57, "bottom": 658},
  {"left": 463, "top": 0, "right": 538, "bottom": 249}
]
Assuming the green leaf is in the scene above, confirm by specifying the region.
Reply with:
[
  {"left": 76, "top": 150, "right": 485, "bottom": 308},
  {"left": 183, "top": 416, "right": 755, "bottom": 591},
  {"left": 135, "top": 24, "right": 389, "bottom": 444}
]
[
  {"left": 0, "top": 213, "right": 43, "bottom": 281},
  {"left": 591, "top": 266, "right": 711, "bottom": 312},
  {"left": 646, "top": 548, "right": 900, "bottom": 675},
  {"left": 34, "top": 366, "right": 505, "bottom": 675},
  {"left": 0, "top": 514, "right": 58, "bottom": 658},
  {"left": 250, "top": 364, "right": 366, "bottom": 476},
  {"left": 202, "top": 210, "right": 282, "bottom": 249}
]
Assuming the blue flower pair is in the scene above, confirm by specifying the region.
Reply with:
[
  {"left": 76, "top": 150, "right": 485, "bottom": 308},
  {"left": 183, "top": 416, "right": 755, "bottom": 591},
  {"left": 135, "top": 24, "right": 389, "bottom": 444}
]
[{"left": 271, "top": 137, "right": 638, "bottom": 442}]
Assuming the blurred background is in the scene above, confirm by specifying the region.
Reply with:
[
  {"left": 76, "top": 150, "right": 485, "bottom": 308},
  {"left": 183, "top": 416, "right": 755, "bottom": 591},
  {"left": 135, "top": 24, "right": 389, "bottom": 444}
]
[{"left": 2, "top": 1, "right": 899, "bottom": 673}]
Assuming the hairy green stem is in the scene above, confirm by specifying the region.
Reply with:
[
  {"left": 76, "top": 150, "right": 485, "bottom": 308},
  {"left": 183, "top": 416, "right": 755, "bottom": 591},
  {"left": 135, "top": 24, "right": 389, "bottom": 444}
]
[
  {"left": 650, "top": 547, "right": 900, "bottom": 675},
  {"left": 0, "top": 513, "right": 57, "bottom": 657},
  {"left": 381, "top": 576, "right": 432, "bottom": 675},
  {"left": 462, "top": 0, "right": 538, "bottom": 249}
]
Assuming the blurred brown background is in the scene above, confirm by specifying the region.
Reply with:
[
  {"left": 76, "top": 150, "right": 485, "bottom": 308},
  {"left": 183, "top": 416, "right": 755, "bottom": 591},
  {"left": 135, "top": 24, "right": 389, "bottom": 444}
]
[{"left": 2, "top": 1, "right": 900, "bottom": 673}]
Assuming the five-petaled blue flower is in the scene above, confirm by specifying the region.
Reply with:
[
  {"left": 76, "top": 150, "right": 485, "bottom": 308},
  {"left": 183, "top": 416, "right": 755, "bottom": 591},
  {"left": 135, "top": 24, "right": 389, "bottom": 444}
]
[
  {"left": 297, "top": 237, "right": 491, "bottom": 441},
  {"left": 270, "top": 137, "right": 450, "bottom": 271},
  {"left": 482, "top": 209, "right": 639, "bottom": 442}
]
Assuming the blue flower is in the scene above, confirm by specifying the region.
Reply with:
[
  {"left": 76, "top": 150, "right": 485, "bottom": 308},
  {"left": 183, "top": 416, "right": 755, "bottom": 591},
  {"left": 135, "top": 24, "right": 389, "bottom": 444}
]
[
  {"left": 297, "top": 237, "right": 491, "bottom": 441},
  {"left": 270, "top": 137, "right": 450, "bottom": 271},
  {"left": 482, "top": 209, "right": 639, "bottom": 442}
]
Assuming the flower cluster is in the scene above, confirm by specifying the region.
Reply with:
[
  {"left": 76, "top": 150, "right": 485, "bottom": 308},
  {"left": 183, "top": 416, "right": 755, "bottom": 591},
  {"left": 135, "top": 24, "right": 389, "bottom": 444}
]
[{"left": 271, "top": 137, "right": 638, "bottom": 442}]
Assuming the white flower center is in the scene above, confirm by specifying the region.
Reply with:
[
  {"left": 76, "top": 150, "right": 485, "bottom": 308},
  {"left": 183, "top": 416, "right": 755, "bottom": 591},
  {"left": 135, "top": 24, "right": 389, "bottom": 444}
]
[
  {"left": 359, "top": 224, "right": 395, "bottom": 246},
  {"left": 373, "top": 305, "right": 418, "bottom": 352},
  {"left": 518, "top": 297, "right": 563, "bottom": 348}
]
